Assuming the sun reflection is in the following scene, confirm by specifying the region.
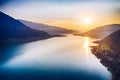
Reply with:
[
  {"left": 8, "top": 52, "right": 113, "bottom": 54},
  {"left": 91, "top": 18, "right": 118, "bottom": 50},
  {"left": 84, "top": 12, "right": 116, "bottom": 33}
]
[{"left": 84, "top": 37, "right": 89, "bottom": 59}]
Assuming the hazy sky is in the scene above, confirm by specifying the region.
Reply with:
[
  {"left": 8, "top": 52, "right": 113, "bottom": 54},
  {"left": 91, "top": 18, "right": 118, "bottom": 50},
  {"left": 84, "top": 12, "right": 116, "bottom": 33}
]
[{"left": 0, "top": 0, "right": 120, "bottom": 32}]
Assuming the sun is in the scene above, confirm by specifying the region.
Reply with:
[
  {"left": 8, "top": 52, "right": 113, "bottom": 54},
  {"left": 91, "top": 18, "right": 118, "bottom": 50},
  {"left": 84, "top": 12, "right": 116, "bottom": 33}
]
[{"left": 83, "top": 17, "right": 92, "bottom": 25}]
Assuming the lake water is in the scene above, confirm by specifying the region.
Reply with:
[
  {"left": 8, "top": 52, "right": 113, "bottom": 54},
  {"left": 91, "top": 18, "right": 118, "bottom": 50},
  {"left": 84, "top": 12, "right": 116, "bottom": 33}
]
[{"left": 0, "top": 36, "right": 111, "bottom": 80}]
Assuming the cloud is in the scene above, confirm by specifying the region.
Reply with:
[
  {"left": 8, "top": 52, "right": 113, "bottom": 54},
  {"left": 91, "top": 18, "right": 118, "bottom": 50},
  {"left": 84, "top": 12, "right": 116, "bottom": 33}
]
[
  {"left": 1, "top": 1, "right": 118, "bottom": 20},
  {"left": 0, "top": 0, "right": 119, "bottom": 31}
]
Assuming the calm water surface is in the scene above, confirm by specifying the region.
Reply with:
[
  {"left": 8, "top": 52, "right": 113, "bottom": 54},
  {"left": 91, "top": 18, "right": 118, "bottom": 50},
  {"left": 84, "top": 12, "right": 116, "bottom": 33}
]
[{"left": 0, "top": 36, "right": 111, "bottom": 80}]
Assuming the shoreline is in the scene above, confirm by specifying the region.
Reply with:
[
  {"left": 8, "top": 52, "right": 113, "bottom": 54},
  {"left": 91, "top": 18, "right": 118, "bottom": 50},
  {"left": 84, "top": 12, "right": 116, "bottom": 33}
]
[{"left": 90, "top": 45, "right": 120, "bottom": 80}]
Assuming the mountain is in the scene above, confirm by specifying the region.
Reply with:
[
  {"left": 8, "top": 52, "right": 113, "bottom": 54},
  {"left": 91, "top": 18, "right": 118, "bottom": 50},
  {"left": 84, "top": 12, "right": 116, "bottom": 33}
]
[
  {"left": 90, "top": 29, "right": 120, "bottom": 80},
  {"left": 90, "top": 28, "right": 120, "bottom": 80},
  {"left": 0, "top": 11, "right": 50, "bottom": 44},
  {"left": 83, "top": 24, "right": 120, "bottom": 39},
  {"left": 19, "top": 20, "right": 80, "bottom": 35},
  {"left": 101, "top": 29, "right": 120, "bottom": 51}
]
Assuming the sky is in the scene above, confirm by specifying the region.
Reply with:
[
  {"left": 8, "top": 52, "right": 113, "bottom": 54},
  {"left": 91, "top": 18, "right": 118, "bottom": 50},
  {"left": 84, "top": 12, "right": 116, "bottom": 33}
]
[{"left": 0, "top": 0, "right": 120, "bottom": 32}]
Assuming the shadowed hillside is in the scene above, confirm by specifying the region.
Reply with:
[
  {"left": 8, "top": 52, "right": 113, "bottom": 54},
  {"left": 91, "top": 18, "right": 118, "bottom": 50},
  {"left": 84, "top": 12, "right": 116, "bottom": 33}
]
[
  {"left": 0, "top": 11, "right": 51, "bottom": 64},
  {"left": 0, "top": 11, "right": 50, "bottom": 44},
  {"left": 102, "top": 29, "right": 120, "bottom": 52}
]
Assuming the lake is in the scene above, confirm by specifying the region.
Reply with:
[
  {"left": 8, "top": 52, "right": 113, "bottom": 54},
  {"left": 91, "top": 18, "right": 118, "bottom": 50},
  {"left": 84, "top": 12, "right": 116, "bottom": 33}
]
[{"left": 0, "top": 36, "right": 111, "bottom": 80}]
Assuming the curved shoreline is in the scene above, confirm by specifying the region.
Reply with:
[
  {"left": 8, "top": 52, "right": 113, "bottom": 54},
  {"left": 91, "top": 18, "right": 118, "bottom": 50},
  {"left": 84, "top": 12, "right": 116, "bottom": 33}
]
[{"left": 90, "top": 46, "right": 120, "bottom": 80}]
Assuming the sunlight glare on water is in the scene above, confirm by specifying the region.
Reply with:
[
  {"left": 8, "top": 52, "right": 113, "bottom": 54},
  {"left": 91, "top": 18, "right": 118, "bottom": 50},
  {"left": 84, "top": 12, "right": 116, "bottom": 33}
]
[{"left": 84, "top": 37, "right": 90, "bottom": 59}]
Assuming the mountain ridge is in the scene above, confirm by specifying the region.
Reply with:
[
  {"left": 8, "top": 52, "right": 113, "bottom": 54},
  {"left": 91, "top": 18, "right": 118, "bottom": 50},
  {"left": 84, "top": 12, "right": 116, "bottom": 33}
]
[
  {"left": 0, "top": 11, "right": 50, "bottom": 44},
  {"left": 83, "top": 24, "right": 120, "bottom": 39},
  {"left": 101, "top": 29, "right": 120, "bottom": 52},
  {"left": 19, "top": 19, "right": 80, "bottom": 35}
]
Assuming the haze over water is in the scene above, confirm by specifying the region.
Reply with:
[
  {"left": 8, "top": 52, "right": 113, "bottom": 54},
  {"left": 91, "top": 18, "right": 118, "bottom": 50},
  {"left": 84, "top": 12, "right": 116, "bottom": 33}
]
[
  {"left": 0, "top": 0, "right": 119, "bottom": 80},
  {"left": 1, "top": 36, "right": 111, "bottom": 80}
]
